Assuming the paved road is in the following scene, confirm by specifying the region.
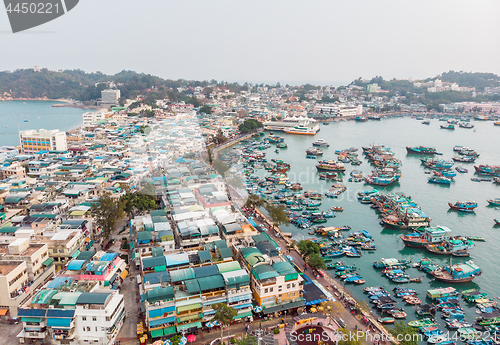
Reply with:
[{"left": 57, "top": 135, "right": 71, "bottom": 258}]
[{"left": 0, "top": 322, "right": 23, "bottom": 344}]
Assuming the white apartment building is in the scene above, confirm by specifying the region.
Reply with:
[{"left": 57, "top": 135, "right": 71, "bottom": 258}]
[
  {"left": 313, "top": 104, "right": 363, "bottom": 117},
  {"left": 83, "top": 111, "right": 111, "bottom": 125},
  {"left": 101, "top": 89, "right": 121, "bottom": 105},
  {"left": 73, "top": 291, "right": 125, "bottom": 345},
  {"left": 19, "top": 129, "right": 67, "bottom": 154}
]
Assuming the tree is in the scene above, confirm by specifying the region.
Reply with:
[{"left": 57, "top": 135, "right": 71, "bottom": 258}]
[
  {"left": 244, "top": 193, "right": 265, "bottom": 210},
  {"left": 264, "top": 203, "right": 290, "bottom": 231},
  {"left": 211, "top": 303, "right": 238, "bottom": 342},
  {"left": 238, "top": 119, "right": 263, "bottom": 133},
  {"left": 91, "top": 193, "right": 125, "bottom": 239},
  {"left": 199, "top": 104, "right": 212, "bottom": 114},
  {"left": 297, "top": 240, "right": 321, "bottom": 258},
  {"left": 320, "top": 300, "right": 344, "bottom": 325},
  {"left": 214, "top": 129, "right": 227, "bottom": 145},
  {"left": 307, "top": 253, "right": 326, "bottom": 270},
  {"left": 390, "top": 322, "right": 419, "bottom": 345},
  {"left": 230, "top": 335, "right": 257, "bottom": 345},
  {"left": 213, "top": 159, "right": 230, "bottom": 177}
]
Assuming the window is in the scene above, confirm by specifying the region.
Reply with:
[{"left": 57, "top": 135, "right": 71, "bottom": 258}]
[
  {"left": 292, "top": 283, "right": 296, "bottom": 288},
  {"left": 287, "top": 284, "right": 290, "bottom": 289},
  {"left": 269, "top": 287, "right": 273, "bottom": 292},
  {"left": 92, "top": 317, "right": 97, "bottom": 321},
  {"left": 95, "top": 327, "right": 98, "bottom": 332},
  {"left": 264, "top": 288, "right": 268, "bottom": 293},
  {"left": 82, "top": 316, "right": 87, "bottom": 321},
  {"left": 86, "top": 327, "right": 90, "bottom": 331},
  {"left": 287, "top": 293, "right": 290, "bottom": 298},
  {"left": 106, "top": 317, "right": 110, "bottom": 321}
]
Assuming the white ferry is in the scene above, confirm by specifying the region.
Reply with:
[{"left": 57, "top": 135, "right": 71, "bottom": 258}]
[{"left": 263, "top": 116, "right": 319, "bottom": 135}]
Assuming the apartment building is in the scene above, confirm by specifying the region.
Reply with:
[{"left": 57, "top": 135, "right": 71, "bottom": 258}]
[
  {"left": 19, "top": 129, "right": 67, "bottom": 154},
  {"left": 0, "top": 239, "right": 55, "bottom": 317},
  {"left": 101, "top": 90, "right": 120, "bottom": 105},
  {"left": 0, "top": 162, "right": 26, "bottom": 180}
]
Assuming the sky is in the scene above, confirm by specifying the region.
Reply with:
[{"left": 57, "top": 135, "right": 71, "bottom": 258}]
[{"left": 1, "top": 0, "right": 499, "bottom": 85}]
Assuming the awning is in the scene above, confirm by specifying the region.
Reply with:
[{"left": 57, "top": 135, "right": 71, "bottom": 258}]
[
  {"left": 46, "top": 318, "right": 72, "bottom": 328},
  {"left": 150, "top": 328, "right": 163, "bottom": 338},
  {"left": 0, "top": 309, "right": 8, "bottom": 316},
  {"left": 120, "top": 270, "right": 128, "bottom": 280},
  {"left": 176, "top": 303, "right": 202, "bottom": 313},
  {"left": 21, "top": 317, "right": 42, "bottom": 323},
  {"left": 163, "top": 326, "right": 176, "bottom": 336},
  {"left": 71, "top": 250, "right": 81, "bottom": 258},
  {"left": 176, "top": 321, "right": 202, "bottom": 331},
  {"left": 234, "top": 311, "right": 252, "bottom": 320},
  {"left": 176, "top": 313, "right": 202, "bottom": 323},
  {"left": 262, "top": 299, "right": 305, "bottom": 315},
  {"left": 42, "top": 258, "right": 54, "bottom": 266}
]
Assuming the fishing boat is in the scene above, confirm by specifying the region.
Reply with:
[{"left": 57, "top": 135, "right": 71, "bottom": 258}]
[
  {"left": 456, "top": 327, "right": 481, "bottom": 340},
  {"left": 474, "top": 165, "right": 500, "bottom": 176},
  {"left": 486, "top": 198, "right": 500, "bottom": 206},
  {"left": 330, "top": 206, "right": 343, "bottom": 211},
  {"left": 495, "top": 219, "right": 500, "bottom": 226},
  {"left": 406, "top": 146, "right": 438, "bottom": 155},
  {"left": 408, "top": 318, "right": 436, "bottom": 328},
  {"left": 430, "top": 260, "right": 481, "bottom": 283},
  {"left": 448, "top": 201, "right": 478, "bottom": 212},
  {"left": 422, "top": 120, "right": 431, "bottom": 125},
  {"left": 453, "top": 155, "right": 476, "bottom": 163},
  {"left": 355, "top": 116, "right": 368, "bottom": 122},
  {"left": 277, "top": 142, "right": 287, "bottom": 148},
  {"left": 455, "top": 167, "right": 468, "bottom": 173},
  {"left": 378, "top": 317, "right": 395, "bottom": 324},
  {"left": 440, "top": 124, "right": 455, "bottom": 130},
  {"left": 306, "top": 147, "right": 323, "bottom": 156},
  {"left": 459, "top": 123, "right": 474, "bottom": 128},
  {"left": 319, "top": 172, "right": 337, "bottom": 180},
  {"left": 401, "top": 226, "right": 451, "bottom": 248},
  {"left": 316, "top": 160, "right": 346, "bottom": 172},
  {"left": 290, "top": 183, "right": 303, "bottom": 190},
  {"left": 312, "top": 139, "right": 330, "bottom": 147},
  {"left": 428, "top": 176, "right": 452, "bottom": 185}
]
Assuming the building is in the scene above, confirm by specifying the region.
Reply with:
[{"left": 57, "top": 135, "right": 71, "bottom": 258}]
[
  {"left": 0, "top": 162, "right": 26, "bottom": 180},
  {"left": 0, "top": 238, "right": 55, "bottom": 317},
  {"left": 313, "top": 104, "right": 363, "bottom": 118},
  {"left": 101, "top": 90, "right": 121, "bottom": 105},
  {"left": 83, "top": 111, "right": 111, "bottom": 125},
  {"left": 367, "top": 83, "right": 379, "bottom": 93},
  {"left": 17, "top": 288, "right": 125, "bottom": 345},
  {"left": 19, "top": 129, "right": 67, "bottom": 154}
]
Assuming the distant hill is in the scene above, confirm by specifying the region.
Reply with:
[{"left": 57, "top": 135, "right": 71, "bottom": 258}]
[
  {"left": 0, "top": 68, "right": 206, "bottom": 103},
  {"left": 430, "top": 71, "right": 500, "bottom": 91}
]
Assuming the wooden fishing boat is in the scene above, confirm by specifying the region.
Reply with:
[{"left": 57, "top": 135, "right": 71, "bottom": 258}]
[
  {"left": 330, "top": 206, "right": 343, "bottom": 211},
  {"left": 378, "top": 317, "right": 395, "bottom": 324}
]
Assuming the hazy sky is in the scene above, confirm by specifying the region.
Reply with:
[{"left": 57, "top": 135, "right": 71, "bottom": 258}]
[{"left": 1, "top": 0, "right": 499, "bottom": 85}]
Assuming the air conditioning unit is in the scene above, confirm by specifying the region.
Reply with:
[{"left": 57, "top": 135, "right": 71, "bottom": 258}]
[
  {"left": 155, "top": 302, "right": 160, "bottom": 306},
  {"left": 84, "top": 304, "right": 89, "bottom": 309}
]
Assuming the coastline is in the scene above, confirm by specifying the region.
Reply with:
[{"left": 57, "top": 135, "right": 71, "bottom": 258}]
[{"left": 0, "top": 98, "right": 100, "bottom": 110}]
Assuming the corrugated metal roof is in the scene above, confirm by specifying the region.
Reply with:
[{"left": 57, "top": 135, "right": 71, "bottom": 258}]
[
  {"left": 193, "top": 265, "right": 219, "bottom": 278},
  {"left": 170, "top": 268, "right": 195, "bottom": 283},
  {"left": 197, "top": 275, "right": 225, "bottom": 291},
  {"left": 76, "top": 292, "right": 111, "bottom": 305}
]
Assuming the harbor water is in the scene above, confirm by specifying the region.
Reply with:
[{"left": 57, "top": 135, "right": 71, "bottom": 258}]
[
  {"left": 228, "top": 117, "right": 500, "bottom": 336},
  {"left": 0, "top": 100, "right": 87, "bottom": 146}
]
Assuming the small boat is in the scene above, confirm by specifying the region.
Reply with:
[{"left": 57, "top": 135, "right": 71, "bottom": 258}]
[
  {"left": 330, "top": 206, "right": 343, "bottom": 211},
  {"left": 409, "top": 277, "right": 423, "bottom": 283},
  {"left": 408, "top": 318, "right": 436, "bottom": 328},
  {"left": 354, "top": 279, "right": 365, "bottom": 284},
  {"left": 459, "top": 122, "right": 474, "bottom": 129},
  {"left": 467, "top": 236, "right": 485, "bottom": 242},
  {"left": 422, "top": 120, "right": 430, "bottom": 125},
  {"left": 24, "top": 119, "right": 28, "bottom": 122},
  {"left": 429, "top": 176, "right": 452, "bottom": 185},
  {"left": 486, "top": 198, "right": 500, "bottom": 206},
  {"left": 448, "top": 201, "right": 478, "bottom": 212},
  {"left": 312, "top": 139, "right": 330, "bottom": 147},
  {"left": 440, "top": 124, "right": 455, "bottom": 130},
  {"left": 494, "top": 219, "right": 500, "bottom": 226},
  {"left": 378, "top": 317, "right": 395, "bottom": 324},
  {"left": 455, "top": 167, "right": 468, "bottom": 173},
  {"left": 277, "top": 143, "right": 287, "bottom": 149}
]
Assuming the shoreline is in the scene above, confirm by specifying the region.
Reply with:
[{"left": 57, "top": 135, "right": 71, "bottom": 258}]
[{"left": 0, "top": 98, "right": 100, "bottom": 110}]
